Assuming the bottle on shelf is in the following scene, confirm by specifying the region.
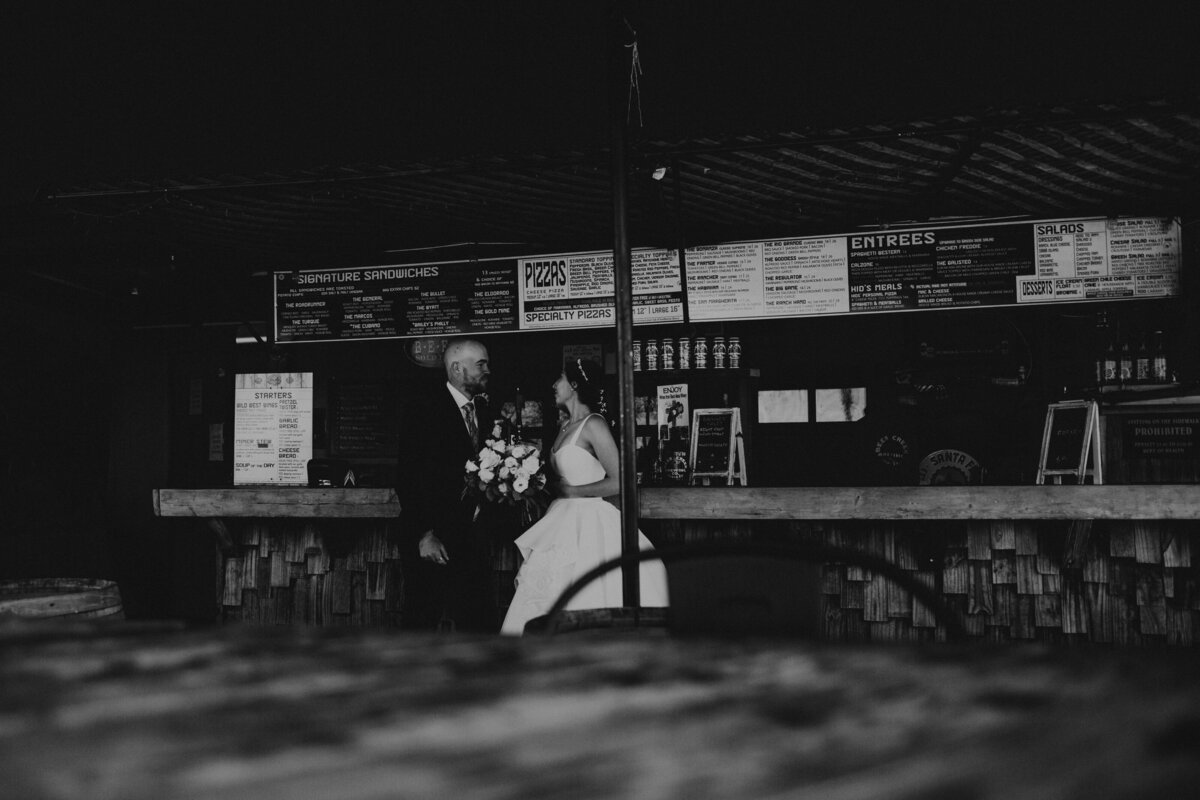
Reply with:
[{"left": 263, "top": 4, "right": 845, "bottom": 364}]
[
  {"left": 510, "top": 386, "right": 524, "bottom": 444},
  {"left": 1151, "top": 330, "right": 1170, "bottom": 383},
  {"left": 694, "top": 336, "right": 708, "bottom": 369},
  {"left": 635, "top": 436, "right": 650, "bottom": 485},
  {"left": 713, "top": 336, "right": 727, "bottom": 369},
  {"left": 646, "top": 339, "right": 659, "bottom": 371},
  {"left": 650, "top": 443, "right": 664, "bottom": 485},
  {"left": 678, "top": 336, "right": 691, "bottom": 370},
  {"left": 632, "top": 340, "right": 642, "bottom": 372},
  {"left": 728, "top": 336, "right": 742, "bottom": 369},
  {"left": 1092, "top": 310, "right": 1111, "bottom": 388},
  {"left": 1134, "top": 333, "right": 1151, "bottom": 384},
  {"left": 1102, "top": 341, "right": 1118, "bottom": 386},
  {"left": 1092, "top": 341, "right": 1106, "bottom": 388},
  {"left": 662, "top": 337, "right": 675, "bottom": 370},
  {"left": 1118, "top": 340, "right": 1134, "bottom": 386}
]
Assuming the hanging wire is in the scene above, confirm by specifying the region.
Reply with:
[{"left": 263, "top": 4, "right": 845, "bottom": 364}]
[{"left": 624, "top": 19, "right": 643, "bottom": 127}]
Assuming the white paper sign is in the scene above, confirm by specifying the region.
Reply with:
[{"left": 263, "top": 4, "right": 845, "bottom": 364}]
[{"left": 234, "top": 372, "right": 314, "bottom": 485}]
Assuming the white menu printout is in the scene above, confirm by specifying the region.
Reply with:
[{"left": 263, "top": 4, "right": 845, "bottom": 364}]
[
  {"left": 761, "top": 236, "right": 849, "bottom": 316},
  {"left": 234, "top": 372, "right": 314, "bottom": 485},
  {"left": 517, "top": 248, "right": 684, "bottom": 330},
  {"left": 687, "top": 237, "right": 851, "bottom": 320},
  {"left": 686, "top": 241, "right": 764, "bottom": 320},
  {"left": 1017, "top": 217, "right": 1181, "bottom": 303}
]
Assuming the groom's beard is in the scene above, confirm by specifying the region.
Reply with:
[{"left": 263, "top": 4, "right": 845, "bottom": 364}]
[{"left": 464, "top": 375, "right": 489, "bottom": 397}]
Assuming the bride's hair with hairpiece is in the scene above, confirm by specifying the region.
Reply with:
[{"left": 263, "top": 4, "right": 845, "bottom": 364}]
[{"left": 564, "top": 358, "right": 604, "bottom": 411}]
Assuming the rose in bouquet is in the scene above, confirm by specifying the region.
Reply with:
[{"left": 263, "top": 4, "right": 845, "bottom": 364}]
[{"left": 463, "top": 423, "right": 550, "bottom": 527}]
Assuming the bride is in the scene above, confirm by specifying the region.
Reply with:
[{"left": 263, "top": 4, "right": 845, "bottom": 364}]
[{"left": 500, "top": 358, "right": 669, "bottom": 635}]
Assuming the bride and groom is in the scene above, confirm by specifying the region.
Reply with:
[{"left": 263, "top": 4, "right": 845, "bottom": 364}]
[
  {"left": 500, "top": 356, "right": 668, "bottom": 634},
  {"left": 396, "top": 339, "right": 667, "bottom": 635}
]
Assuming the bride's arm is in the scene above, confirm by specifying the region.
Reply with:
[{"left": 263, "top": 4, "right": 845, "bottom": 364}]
[{"left": 556, "top": 415, "right": 620, "bottom": 499}]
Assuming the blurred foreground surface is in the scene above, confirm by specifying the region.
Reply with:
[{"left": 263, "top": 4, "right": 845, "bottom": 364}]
[{"left": 1, "top": 617, "right": 1199, "bottom": 799}]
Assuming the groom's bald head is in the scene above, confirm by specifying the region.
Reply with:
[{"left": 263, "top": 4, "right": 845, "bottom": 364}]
[{"left": 444, "top": 339, "right": 490, "bottom": 397}]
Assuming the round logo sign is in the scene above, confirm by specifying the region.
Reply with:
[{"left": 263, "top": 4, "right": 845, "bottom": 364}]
[
  {"left": 408, "top": 337, "right": 451, "bottom": 368},
  {"left": 918, "top": 449, "right": 982, "bottom": 485},
  {"left": 873, "top": 433, "right": 910, "bottom": 468}
]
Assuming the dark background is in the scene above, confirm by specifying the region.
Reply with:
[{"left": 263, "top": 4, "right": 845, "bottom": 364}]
[{"left": 2, "top": 1, "right": 1198, "bottom": 619}]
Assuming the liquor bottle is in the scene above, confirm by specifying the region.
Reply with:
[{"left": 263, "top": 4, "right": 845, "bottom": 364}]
[
  {"left": 1092, "top": 310, "right": 1110, "bottom": 388},
  {"left": 694, "top": 336, "right": 708, "bottom": 369},
  {"left": 728, "top": 336, "right": 742, "bottom": 369},
  {"left": 1151, "top": 330, "right": 1170, "bottom": 383},
  {"left": 511, "top": 387, "right": 525, "bottom": 444},
  {"left": 678, "top": 336, "right": 691, "bottom": 370},
  {"left": 1118, "top": 341, "right": 1133, "bottom": 386},
  {"left": 713, "top": 336, "right": 727, "bottom": 369},
  {"left": 1102, "top": 342, "right": 1118, "bottom": 386},
  {"left": 1134, "top": 333, "right": 1151, "bottom": 384}
]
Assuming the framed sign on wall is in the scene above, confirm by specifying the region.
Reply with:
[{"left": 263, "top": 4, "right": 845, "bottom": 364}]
[
  {"left": 1037, "top": 399, "right": 1102, "bottom": 484},
  {"left": 689, "top": 408, "right": 747, "bottom": 486}
]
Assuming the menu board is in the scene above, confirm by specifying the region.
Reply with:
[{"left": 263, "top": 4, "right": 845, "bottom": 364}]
[
  {"left": 688, "top": 216, "right": 1180, "bottom": 321},
  {"left": 517, "top": 249, "right": 684, "bottom": 330},
  {"left": 275, "top": 260, "right": 519, "bottom": 343},
  {"left": 276, "top": 249, "right": 684, "bottom": 343},
  {"left": 275, "top": 217, "right": 1180, "bottom": 343},
  {"left": 234, "top": 372, "right": 314, "bottom": 485},
  {"left": 330, "top": 382, "right": 397, "bottom": 458}
]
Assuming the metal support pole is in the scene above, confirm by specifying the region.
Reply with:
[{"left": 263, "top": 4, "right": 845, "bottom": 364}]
[{"left": 609, "top": 2, "right": 639, "bottom": 608}]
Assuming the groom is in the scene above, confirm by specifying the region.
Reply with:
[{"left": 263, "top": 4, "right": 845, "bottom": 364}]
[{"left": 396, "top": 338, "right": 500, "bottom": 633}]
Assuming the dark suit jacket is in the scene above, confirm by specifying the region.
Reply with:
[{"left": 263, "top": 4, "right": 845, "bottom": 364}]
[
  {"left": 396, "top": 384, "right": 486, "bottom": 554},
  {"left": 395, "top": 382, "right": 503, "bottom": 630}
]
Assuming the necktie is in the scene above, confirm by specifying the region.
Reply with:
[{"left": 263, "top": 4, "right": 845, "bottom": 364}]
[{"left": 463, "top": 401, "right": 478, "bottom": 447}]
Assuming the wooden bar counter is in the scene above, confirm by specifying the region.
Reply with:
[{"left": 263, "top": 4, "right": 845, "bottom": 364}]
[{"left": 153, "top": 486, "right": 1200, "bottom": 645}]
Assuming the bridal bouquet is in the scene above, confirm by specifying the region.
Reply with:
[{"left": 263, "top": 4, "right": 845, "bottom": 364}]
[{"left": 463, "top": 425, "right": 550, "bottom": 526}]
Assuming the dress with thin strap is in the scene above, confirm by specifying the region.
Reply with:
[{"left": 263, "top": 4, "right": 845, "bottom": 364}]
[{"left": 500, "top": 414, "right": 669, "bottom": 635}]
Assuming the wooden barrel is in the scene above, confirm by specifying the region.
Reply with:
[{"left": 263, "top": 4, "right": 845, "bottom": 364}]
[{"left": 0, "top": 578, "right": 124, "bottom": 620}]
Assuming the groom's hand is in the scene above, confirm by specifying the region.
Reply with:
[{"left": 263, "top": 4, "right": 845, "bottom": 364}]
[{"left": 419, "top": 531, "right": 449, "bottom": 565}]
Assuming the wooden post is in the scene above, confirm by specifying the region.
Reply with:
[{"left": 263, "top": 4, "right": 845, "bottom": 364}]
[{"left": 609, "top": 1, "right": 639, "bottom": 608}]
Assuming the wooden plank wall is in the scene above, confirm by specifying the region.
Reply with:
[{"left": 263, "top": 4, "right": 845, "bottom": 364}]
[
  {"left": 215, "top": 520, "right": 520, "bottom": 626},
  {"left": 646, "top": 519, "right": 1198, "bottom": 645},
  {"left": 214, "top": 513, "right": 1197, "bottom": 644}
]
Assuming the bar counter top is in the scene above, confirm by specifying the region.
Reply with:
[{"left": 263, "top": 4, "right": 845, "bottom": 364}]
[
  {"left": 2, "top": 617, "right": 1199, "bottom": 799},
  {"left": 154, "top": 484, "right": 1200, "bottom": 520}
]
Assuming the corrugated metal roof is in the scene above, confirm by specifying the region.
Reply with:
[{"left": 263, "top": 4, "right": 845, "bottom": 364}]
[{"left": 14, "top": 97, "right": 1200, "bottom": 317}]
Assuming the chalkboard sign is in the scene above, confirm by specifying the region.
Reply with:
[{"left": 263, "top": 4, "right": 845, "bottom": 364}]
[
  {"left": 1037, "top": 400, "right": 1102, "bottom": 483},
  {"left": 330, "top": 382, "right": 398, "bottom": 458},
  {"left": 689, "top": 408, "right": 747, "bottom": 485}
]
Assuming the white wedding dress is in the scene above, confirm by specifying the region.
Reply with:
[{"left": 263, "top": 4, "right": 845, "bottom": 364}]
[{"left": 500, "top": 415, "right": 669, "bottom": 635}]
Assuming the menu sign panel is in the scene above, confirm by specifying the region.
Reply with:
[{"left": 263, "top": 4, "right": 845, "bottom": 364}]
[
  {"left": 275, "top": 260, "right": 519, "bottom": 343},
  {"left": 276, "top": 249, "right": 684, "bottom": 342},
  {"left": 275, "top": 216, "right": 1179, "bottom": 342},
  {"left": 1017, "top": 217, "right": 1181, "bottom": 303},
  {"left": 517, "top": 249, "right": 684, "bottom": 330},
  {"left": 687, "top": 216, "right": 1179, "bottom": 322},
  {"left": 234, "top": 372, "right": 313, "bottom": 485}
]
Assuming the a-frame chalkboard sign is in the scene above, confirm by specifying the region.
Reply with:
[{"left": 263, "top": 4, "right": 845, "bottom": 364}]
[
  {"left": 1037, "top": 399, "right": 1103, "bottom": 484},
  {"left": 688, "top": 408, "right": 747, "bottom": 486}
]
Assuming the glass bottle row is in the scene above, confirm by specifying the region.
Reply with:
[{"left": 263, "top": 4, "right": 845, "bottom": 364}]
[
  {"left": 1094, "top": 329, "right": 1171, "bottom": 387},
  {"left": 632, "top": 335, "right": 742, "bottom": 371}
]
